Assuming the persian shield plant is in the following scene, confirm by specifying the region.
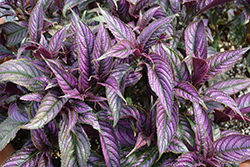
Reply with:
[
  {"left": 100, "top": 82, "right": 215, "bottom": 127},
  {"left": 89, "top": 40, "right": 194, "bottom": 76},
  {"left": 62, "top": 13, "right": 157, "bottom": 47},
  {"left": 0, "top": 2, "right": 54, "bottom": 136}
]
[{"left": 1, "top": 0, "right": 250, "bottom": 166}]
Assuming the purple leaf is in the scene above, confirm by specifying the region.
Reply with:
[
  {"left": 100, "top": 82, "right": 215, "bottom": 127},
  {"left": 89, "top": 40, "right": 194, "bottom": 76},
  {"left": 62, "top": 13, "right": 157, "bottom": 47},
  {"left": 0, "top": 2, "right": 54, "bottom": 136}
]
[
  {"left": 48, "top": 25, "right": 69, "bottom": 57},
  {"left": 44, "top": 59, "right": 80, "bottom": 95},
  {"left": 72, "top": 101, "right": 92, "bottom": 113},
  {"left": 78, "top": 111, "right": 101, "bottom": 133},
  {"left": 134, "top": 0, "right": 152, "bottom": 14},
  {"left": 146, "top": 53, "right": 174, "bottom": 119},
  {"left": 40, "top": 35, "right": 49, "bottom": 49},
  {"left": 169, "top": 0, "right": 182, "bottom": 13},
  {"left": 167, "top": 138, "right": 189, "bottom": 154},
  {"left": 87, "top": 150, "right": 106, "bottom": 167},
  {"left": 93, "top": 21, "right": 112, "bottom": 80},
  {"left": 192, "top": 57, "right": 208, "bottom": 85},
  {"left": 62, "top": 107, "right": 78, "bottom": 138},
  {"left": 116, "top": 0, "right": 129, "bottom": 21},
  {"left": 0, "top": 22, "right": 28, "bottom": 47},
  {"left": 99, "top": 120, "right": 120, "bottom": 167},
  {"left": 206, "top": 47, "right": 250, "bottom": 77},
  {"left": 0, "top": 59, "right": 45, "bottom": 91},
  {"left": 20, "top": 93, "right": 44, "bottom": 102},
  {"left": 204, "top": 88, "right": 243, "bottom": 118},
  {"left": 161, "top": 155, "right": 178, "bottom": 166},
  {"left": 237, "top": 93, "right": 250, "bottom": 110},
  {"left": 209, "top": 78, "right": 250, "bottom": 95},
  {"left": 2, "top": 140, "right": 38, "bottom": 167},
  {"left": 8, "top": 102, "right": 29, "bottom": 123},
  {"left": 137, "top": 6, "right": 160, "bottom": 29},
  {"left": 73, "top": 12, "right": 95, "bottom": 89},
  {"left": 20, "top": 89, "right": 68, "bottom": 129},
  {"left": 95, "top": 39, "right": 136, "bottom": 61},
  {"left": 174, "top": 152, "right": 203, "bottom": 167},
  {"left": 156, "top": 100, "right": 178, "bottom": 157},
  {"left": 33, "top": 47, "right": 52, "bottom": 59},
  {"left": 59, "top": 122, "right": 90, "bottom": 167},
  {"left": 28, "top": 0, "right": 43, "bottom": 42},
  {"left": 197, "top": 0, "right": 235, "bottom": 15},
  {"left": 175, "top": 81, "right": 206, "bottom": 108},
  {"left": 114, "top": 120, "right": 137, "bottom": 146},
  {"left": 99, "top": 7, "right": 136, "bottom": 45},
  {"left": 0, "top": 117, "right": 21, "bottom": 151},
  {"left": 38, "top": 152, "right": 53, "bottom": 167},
  {"left": 193, "top": 102, "right": 214, "bottom": 158},
  {"left": 214, "top": 134, "right": 250, "bottom": 163},
  {"left": 138, "top": 15, "right": 175, "bottom": 50},
  {"left": 31, "top": 128, "right": 52, "bottom": 151},
  {"left": 124, "top": 71, "right": 142, "bottom": 87},
  {"left": 62, "top": 0, "right": 84, "bottom": 16}
]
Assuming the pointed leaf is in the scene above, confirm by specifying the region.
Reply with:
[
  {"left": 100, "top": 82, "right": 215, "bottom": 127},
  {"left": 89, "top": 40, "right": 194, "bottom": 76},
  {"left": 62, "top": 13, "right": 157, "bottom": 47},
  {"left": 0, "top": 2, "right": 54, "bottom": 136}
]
[
  {"left": 137, "top": 6, "right": 160, "bottom": 29},
  {"left": 237, "top": 93, "right": 250, "bottom": 110},
  {"left": 210, "top": 78, "right": 250, "bottom": 95},
  {"left": 169, "top": 0, "right": 182, "bottom": 13},
  {"left": 0, "top": 117, "right": 21, "bottom": 151},
  {"left": 78, "top": 111, "right": 101, "bottom": 133},
  {"left": 29, "top": 0, "right": 43, "bottom": 42},
  {"left": 138, "top": 15, "right": 175, "bottom": 50},
  {"left": 8, "top": 102, "right": 29, "bottom": 123},
  {"left": 146, "top": 53, "right": 174, "bottom": 119},
  {"left": 0, "top": 59, "right": 45, "bottom": 91},
  {"left": 31, "top": 128, "right": 52, "bottom": 151},
  {"left": 99, "top": 7, "right": 136, "bottom": 45},
  {"left": 0, "top": 22, "right": 28, "bottom": 47},
  {"left": 156, "top": 100, "right": 178, "bottom": 157},
  {"left": 20, "top": 93, "right": 44, "bottom": 102},
  {"left": 62, "top": 0, "right": 84, "bottom": 16},
  {"left": 174, "top": 152, "right": 203, "bottom": 167},
  {"left": 99, "top": 120, "right": 120, "bottom": 167},
  {"left": 175, "top": 81, "right": 206, "bottom": 108},
  {"left": 95, "top": 39, "right": 136, "bottom": 61},
  {"left": 62, "top": 107, "right": 78, "bottom": 137},
  {"left": 185, "top": 20, "right": 207, "bottom": 59},
  {"left": 167, "top": 138, "right": 189, "bottom": 154},
  {"left": 87, "top": 150, "right": 106, "bottom": 167},
  {"left": 197, "top": 0, "right": 235, "bottom": 15},
  {"left": 59, "top": 122, "right": 90, "bottom": 167},
  {"left": 45, "top": 59, "right": 79, "bottom": 95},
  {"left": 93, "top": 21, "right": 112, "bottom": 80},
  {"left": 214, "top": 134, "right": 250, "bottom": 163},
  {"left": 207, "top": 47, "right": 250, "bottom": 77},
  {"left": 192, "top": 57, "right": 208, "bottom": 85},
  {"left": 20, "top": 89, "right": 68, "bottom": 129},
  {"left": 49, "top": 25, "right": 69, "bottom": 57}
]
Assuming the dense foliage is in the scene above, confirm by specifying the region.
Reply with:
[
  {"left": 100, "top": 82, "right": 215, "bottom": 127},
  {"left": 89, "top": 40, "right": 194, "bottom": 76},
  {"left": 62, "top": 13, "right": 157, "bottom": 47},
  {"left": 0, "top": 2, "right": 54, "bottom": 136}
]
[{"left": 1, "top": 0, "right": 250, "bottom": 166}]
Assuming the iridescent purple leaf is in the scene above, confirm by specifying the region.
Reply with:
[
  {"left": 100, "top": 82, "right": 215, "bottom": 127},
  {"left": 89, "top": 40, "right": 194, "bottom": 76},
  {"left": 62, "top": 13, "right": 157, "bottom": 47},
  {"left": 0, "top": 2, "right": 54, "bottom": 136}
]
[
  {"left": 175, "top": 81, "right": 206, "bottom": 108},
  {"left": 137, "top": 6, "right": 160, "bottom": 29},
  {"left": 33, "top": 47, "right": 52, "bottom": 59},
  {"left": 29, "top": 0, "right": 43, "bottom": 42},
  {"left": 193, "top": 102, "right": 214, "bottom": 158},
  {"left": 2, "top": 140, "right": 38, "bottom": 167},
  {"left": 214, "top": 134, "right": 250, "bottom": 163},
  {"left": 237, "top": 93, "right": 250, "bottom": 110},
  {"left": 161, "top": 155, "right": 178, "bottom": 166},
  {"left": 0, "top": 117, "right": 21, "bottom": 151},
  {"left": 8, "top": 102, "right": 29, "bottom": 123},
  {"left": 0, "top": 22, "right": 28, "bottom": 47},
  {"left": 114, "top": 120, "right": 137, "bottom": 146},
  {"left": 169, "top": 0, "right": 182, "bottom": 13},
  {"left": 156, "top": 100, "right": 178, "bottom": 157},
  {"left": 72, "top": 100, "right": 92, "bottom": 113},
  {"left": 0, "top": 59, "right": 45, "bottom": 91},
  {"left": 62, "top": 107, "right": 78, "bottom": 138},
  {"left": 87, "top": 150, "right": 106, "bottom": 167},
  {"left": 207, "top": 47, "right": 250, "bottom": 77},
  {"left": 204, "top": 88, "right": 243, "bottom": 118},
  {"left": 192, "top": 57, "right": 208, "bottom": 85},
  {"left": 95, "top": 39, "right": 136, "bottom": 61},
  {"left": 49, "top": 25, "right": 69, "bottom": 57},
  {"left": 73, "top": 12, "right": 95, "bottom": 89},
  {"left": 31, "top": 128, "right": 52, "bottom": 151},
  {"left": 146, "top": 53, "right": 174, "bottom": 119},
  {"left": 44, "top": 59, "right": 79, "bottom": 95},
  {"left": 59, "top": 122, "right": 90, "bottom": 167},
  {"left": 99, "top": 120, "right": 120, "bottom": 167},
  {"left": 174, "top": 152, "right": 203, "bottom": 167},
  {"left": 167, "top": 138, "right": 189, "bottom": 154},
  {"left": 93, "top": 21, "right": 112, "bottom": 80},
  {"left": 197, "top": 0, "right": 235, "bottom": 15},
  {"left": 38, "top": 152, "right": 53, "bottom": 167},
  {"left": 78, "top": 111, "right": 101, "bottom": 133},
  {"left": 209, "top": 78, "right": 250, "bottom": 95},
  {"left": 116, "top": 0, "right": 129, "bottom": 21},
  {"left": 20, "top": 93, "right": 44, "bottom": 102},
  {"left": 99, "top": 7, "right": 136, "bottom": 45},
  {"left": 20, "top": 89, "right": 68, "bottom": 129},
  {"left": 125, "top": 71, "right": 142, "bottom": 87},
  {"left": 62, "top": 0, "right": 84, "bottom": 16},
  {"left": 134, "top": 0, "right": 151, "bottom": 14},
  {"left": 138, "top": 15, "right": 175, "bottom": 50},
  {"left": 185, "top": 20, "right": 207, "bottom": 59}
]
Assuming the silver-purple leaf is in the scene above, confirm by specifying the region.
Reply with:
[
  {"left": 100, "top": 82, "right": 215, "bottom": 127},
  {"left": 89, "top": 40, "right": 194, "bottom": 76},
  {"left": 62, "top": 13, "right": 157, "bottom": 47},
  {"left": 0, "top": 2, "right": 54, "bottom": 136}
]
[
  {"left": 28, "top": 0, "right": 43, "bottom": 42},
  {"left": 175, "top": 81, "right": 206, "bottom": 108},
  {"left": 167, "top": 138, "right": 189, "bottom": 154},
  {"left": 206, "top": 47, "right": 250, "bottom": 77},
  {"left": 59, "top": 122, "right": 90, "bottom": 167},
  {"left": 20, "top": 90, "right": 68, "bottom": 129},
  {"left": 87, "top": 150, "right": 106, "bottom": 167},
  {"left": 48, "top": 25, "right": 69, "bottom": 57},
  {"left": 156, "top": 100, "right": 178, "bottom": 157},
  {"left": 146, "top": 53, "right": 174, "bottom": 119},
  {"left": 169, "top": 0, "right": 182, "bottom": 13},
  {"left": 72, "top": 100, "right": 92, "bottom": 113},
  {"left": 99, "top": 120, "right": 120, "bottom": 167},
  {"left": 62, "top": 107, "right": 78, "bottom": 138},
  {"left": 124, "top": 71, "right": 142, "bottom": 87},
  {"left": 0, "top": 117, "right": 21, "bottom": 151},
  {"left": 62, "top": 0, "right": 84, "bottom": 16},
  {"left": 214, "top": 134, "right": 250, "bottom": 163},
  {"left": 20, "top": 93, "right": 44, "bottom": 102},
  {"left": 237, "top": 93, "right": 250, "bottom": 110},
  {"left": 209, "top": 78, "right": 250, "bottom": 95},
  {"left": 99, "top": 7, "right": 136, "bottom": 45},
  {"left": 0, "top": 59, "right": 45, "bottom": 92},
  {"left": 93, "top": 21, "right": 112, "bottom": 80},
  {"left": 197, "top": 0, "right": 235, "bottom": 15},
  {"left": 137, "top": 6, "right": 160, "bottom": 29},
  {"left": 185, "top": 20, "right": 207, "bottom": 59},
  {"left": 38, "top": 152, "right": 53, "bottom": 167},
  {"left": 138, "top": 15, "right": 175, "bottom": 50},
  {"left": 8, "top": 102, "right": 29, "bottom": 123},
  {"left": 78, "top": 111, "right": 101, "bottom": 133},
  {"left": 95, "top": 39, "right": 136, "bottom": 61},
  {"left": 174, "top": 152, "right": 203, "bottom": 167},
  {"left": 31, "top": 128, "right": 52, "bottom": 151}
]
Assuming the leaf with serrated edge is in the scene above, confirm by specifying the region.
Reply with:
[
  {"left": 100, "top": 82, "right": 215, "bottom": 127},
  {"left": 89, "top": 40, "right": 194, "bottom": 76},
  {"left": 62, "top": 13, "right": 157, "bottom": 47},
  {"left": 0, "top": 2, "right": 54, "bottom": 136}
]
[
  {"left": 20, "top": 89, "right": 68, "bottom": 129},
  {"left": 99, "top": 120, "right": 120, "bottom": 167}
]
